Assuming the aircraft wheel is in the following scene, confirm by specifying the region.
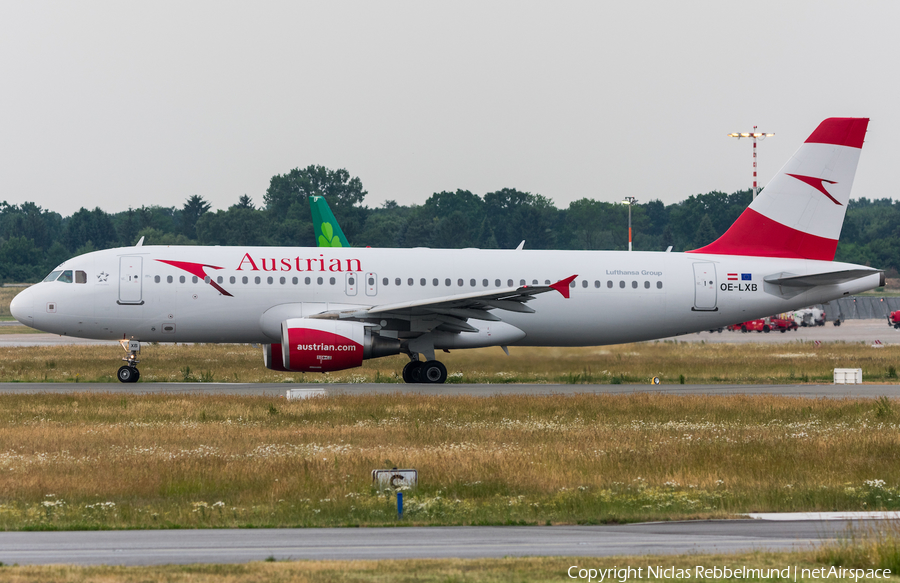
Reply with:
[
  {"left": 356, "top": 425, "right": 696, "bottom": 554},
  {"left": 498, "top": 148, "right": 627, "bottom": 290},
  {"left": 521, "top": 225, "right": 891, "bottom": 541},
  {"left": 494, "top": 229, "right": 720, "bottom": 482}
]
[
  {"left": 117, "top": 365, "right": 139, "bottom": 383},
  {"left": 763, "top": 326, "right": 770, "bottom": 333},
  {"left": 402, "top": 361, "right": 424, "bottom": 384},
  {"left": 741, "top": 326, "right": 747, "bottom": 333},
  {"left": 421, "top": 360, "right": 448, "bottom": 384}
]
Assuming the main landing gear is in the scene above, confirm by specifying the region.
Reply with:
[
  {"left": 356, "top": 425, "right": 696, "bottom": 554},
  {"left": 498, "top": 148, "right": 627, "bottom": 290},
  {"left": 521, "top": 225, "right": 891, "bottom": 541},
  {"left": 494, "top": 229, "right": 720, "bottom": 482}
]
[
  {"left": 117, "top": 339, "right": 141, "bottom": 383},
  {"left": 402, "top": 358, "right": 448, "bottom": 384}
]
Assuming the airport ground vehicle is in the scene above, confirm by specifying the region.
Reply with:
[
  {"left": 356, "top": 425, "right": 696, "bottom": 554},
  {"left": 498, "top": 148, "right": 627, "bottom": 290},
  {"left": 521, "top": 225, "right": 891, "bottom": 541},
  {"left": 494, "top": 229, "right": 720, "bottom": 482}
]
[
  {"left": 729, "top": 319, "right": 767, "bottom": 333},
  {"left": 770, "top": 317, "right": 799, "bottom": 332},
  {"left": 888, "top": 310, "right": 900, "bottom": 329},
  {"left": 9, "top": 118, "right": 882, "bottom": 383},
  {"left": 793, "top": 307, "right": 826, "bottom": 327}
]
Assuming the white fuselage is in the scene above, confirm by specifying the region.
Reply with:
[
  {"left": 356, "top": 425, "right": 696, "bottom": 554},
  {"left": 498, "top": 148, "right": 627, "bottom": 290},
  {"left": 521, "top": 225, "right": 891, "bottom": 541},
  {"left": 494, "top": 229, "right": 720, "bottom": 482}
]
[{"left": 10, "top": 245, "right": 881, "bottom": 347}]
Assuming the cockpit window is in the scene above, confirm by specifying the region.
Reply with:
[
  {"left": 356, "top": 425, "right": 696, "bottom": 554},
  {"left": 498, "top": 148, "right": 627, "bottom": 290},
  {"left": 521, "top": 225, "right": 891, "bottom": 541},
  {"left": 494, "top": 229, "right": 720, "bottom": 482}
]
[
  {"left": 57, "top": 270, "right": 73, "bottom": 283},
  {"left": 42, "top": 270, "right": 62, "bottom": 282},
  {"left": 75, "top": 270, "right": 87, "bottom": 284}
]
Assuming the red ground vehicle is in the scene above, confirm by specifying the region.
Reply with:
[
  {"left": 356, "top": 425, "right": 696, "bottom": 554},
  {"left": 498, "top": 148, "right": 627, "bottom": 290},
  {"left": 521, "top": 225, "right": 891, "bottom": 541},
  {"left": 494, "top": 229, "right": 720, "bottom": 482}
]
[
  {"left": 769, "top": 317, "right": 799, "bottom": 333},
  {"left": 729, "top": 319, "right": 768, "bottom": 333},
  {"left": 888, "top": 310, "right": 900, "bottom": 329}
]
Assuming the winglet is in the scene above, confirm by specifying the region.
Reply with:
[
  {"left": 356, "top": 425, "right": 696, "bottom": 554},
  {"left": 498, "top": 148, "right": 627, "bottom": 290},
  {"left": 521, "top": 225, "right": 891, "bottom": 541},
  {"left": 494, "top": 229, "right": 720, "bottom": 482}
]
[{"left": 550, "top": 275, "right": 577, "bottom": 299}]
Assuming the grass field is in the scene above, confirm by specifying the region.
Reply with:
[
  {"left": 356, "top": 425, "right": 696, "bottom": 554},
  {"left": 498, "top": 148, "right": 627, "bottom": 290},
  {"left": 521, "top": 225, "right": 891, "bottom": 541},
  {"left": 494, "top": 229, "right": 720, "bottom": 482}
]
[
  {"left": 0, "top": 392, "right": 899, "bottom": 530},
  {"left": 0, "top": 340, "right": 896, "bottom": 384},
  {"left": 0, "top": 548, "right": 895, "bottom": 582}
]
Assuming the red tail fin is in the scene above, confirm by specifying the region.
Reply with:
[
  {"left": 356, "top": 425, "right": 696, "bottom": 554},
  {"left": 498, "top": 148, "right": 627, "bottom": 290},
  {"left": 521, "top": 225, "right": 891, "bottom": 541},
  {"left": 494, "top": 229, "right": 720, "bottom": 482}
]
[{"left": 690, "top": 118, "right": 868, "bottom": 260}]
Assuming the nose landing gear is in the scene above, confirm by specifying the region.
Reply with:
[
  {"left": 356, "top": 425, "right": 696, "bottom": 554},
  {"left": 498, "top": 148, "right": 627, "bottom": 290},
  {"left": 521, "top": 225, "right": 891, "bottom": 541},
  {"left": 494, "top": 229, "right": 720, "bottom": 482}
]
[{"left": 117, "top": 339, "right": 141, "bottom": 383}]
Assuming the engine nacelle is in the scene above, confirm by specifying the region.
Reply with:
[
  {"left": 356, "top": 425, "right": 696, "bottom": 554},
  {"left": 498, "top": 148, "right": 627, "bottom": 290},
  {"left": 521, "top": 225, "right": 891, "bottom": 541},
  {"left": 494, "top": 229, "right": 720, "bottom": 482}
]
[
  {"left": 279, "top": 319, "right": 400, "bottom": 372},
  {"left": 263, "top": 343, "right": 289, "bottom": 371}
]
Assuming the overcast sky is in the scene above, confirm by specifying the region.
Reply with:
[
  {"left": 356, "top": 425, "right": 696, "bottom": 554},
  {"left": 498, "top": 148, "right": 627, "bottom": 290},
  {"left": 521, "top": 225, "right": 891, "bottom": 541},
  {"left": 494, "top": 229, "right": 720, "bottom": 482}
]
[{"left": 0, "top": 1, "right": 896, "bottom": 216}]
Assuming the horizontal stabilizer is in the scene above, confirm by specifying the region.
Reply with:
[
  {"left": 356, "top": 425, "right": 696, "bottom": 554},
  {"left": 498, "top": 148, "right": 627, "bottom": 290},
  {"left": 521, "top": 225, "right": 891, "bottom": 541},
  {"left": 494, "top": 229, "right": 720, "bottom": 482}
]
[{"left": 764, "top": 269, "right": 884, "bottom": 288}]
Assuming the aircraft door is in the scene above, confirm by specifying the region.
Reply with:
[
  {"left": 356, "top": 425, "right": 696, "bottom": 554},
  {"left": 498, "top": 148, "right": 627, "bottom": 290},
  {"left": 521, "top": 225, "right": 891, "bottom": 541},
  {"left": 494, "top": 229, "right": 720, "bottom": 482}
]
[
  {"left": 118, "top": 256, "right": 144, "bottom": 305},
  {"left": 365, "top": 272, "right": 377, "bottom": 296},
  {"left": 692, "top": 262, "right": 717, "bottom": 311},
  {"left": 345, "top": 272, "right": 358, "bottom": 296}
]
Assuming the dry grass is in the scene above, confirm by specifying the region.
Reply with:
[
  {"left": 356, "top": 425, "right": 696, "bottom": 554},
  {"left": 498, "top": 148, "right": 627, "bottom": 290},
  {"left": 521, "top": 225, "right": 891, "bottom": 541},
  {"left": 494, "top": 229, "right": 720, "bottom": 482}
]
[
  {"left": 0, "top": 393, "right": 899, "bottom": 529},
  {"left": 0, "top": 552, "right": 848, "bottom": 582},
  {"left": 0, "top": 341, "right": 897, "bottom": 384}
]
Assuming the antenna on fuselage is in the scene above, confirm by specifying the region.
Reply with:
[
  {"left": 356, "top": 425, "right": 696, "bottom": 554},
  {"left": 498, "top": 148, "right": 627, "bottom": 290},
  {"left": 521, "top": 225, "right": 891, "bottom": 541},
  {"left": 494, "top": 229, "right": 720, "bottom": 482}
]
[{"left": 135, "top": 236, "right": 144, "bottom": 247}]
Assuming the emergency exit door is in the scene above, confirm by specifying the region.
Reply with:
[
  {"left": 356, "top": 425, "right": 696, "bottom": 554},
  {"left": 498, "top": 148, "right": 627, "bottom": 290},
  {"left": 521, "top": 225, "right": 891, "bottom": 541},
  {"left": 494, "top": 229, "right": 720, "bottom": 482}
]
[{"left": 692, "top": 262, "right": 717, "bottom": 311}]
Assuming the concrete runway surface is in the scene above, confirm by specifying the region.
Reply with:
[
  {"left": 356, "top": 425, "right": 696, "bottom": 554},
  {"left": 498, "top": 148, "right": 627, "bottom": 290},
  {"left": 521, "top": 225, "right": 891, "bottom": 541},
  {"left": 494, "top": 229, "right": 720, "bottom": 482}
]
[
  {"left": 0, "top": 520, "right": 876, "bottom": 566},
  {"left": 0, "top": 382, "right": 896, "bottom": 397}
]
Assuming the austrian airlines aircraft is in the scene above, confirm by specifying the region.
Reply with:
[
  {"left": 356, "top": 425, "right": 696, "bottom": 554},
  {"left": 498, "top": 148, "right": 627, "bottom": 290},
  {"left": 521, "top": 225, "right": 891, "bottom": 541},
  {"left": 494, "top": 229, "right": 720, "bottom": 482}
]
[{"left": 10, "top": 118, "right": 882, "bottom": 383}]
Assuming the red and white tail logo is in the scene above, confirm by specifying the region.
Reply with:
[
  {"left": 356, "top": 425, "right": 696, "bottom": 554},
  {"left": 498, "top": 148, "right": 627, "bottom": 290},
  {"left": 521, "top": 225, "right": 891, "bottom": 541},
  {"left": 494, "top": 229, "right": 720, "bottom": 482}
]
[{"left": 690, "top": 117, "right": 868, "bottom": 261}]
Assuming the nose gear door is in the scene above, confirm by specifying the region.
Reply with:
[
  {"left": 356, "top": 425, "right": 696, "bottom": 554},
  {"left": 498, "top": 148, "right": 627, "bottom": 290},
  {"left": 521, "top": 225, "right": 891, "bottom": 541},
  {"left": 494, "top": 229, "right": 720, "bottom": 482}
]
[{"left": 118, "top": 256, "right": 144, "bottom": 305}]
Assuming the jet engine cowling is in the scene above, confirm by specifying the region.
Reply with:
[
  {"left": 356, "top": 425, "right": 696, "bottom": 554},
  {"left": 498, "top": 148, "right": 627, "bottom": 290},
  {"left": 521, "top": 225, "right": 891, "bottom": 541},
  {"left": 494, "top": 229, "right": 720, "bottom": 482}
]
[
  {"left": 263, "top": 343, "right": 289, "bottom": 371},
  {"left": 280, "top": 319, "right": 400, "bottom": 372}
]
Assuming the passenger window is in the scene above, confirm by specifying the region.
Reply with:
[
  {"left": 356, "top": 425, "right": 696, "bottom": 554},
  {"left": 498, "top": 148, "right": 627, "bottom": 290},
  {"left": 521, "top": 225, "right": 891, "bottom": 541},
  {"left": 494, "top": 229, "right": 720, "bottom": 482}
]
[
  {"left": 368, "top": 277, "right": 375, "bottom": 286},
  {"left": 657, "top": 281, "right": 663, "bottom": 289},
  {"left": 644, "top": 281, "right": 650, "bottom": 289},
  {"left": 193, "top": 276, "right": 199, "bottom": 283},
  {"left": 631, "top": 281, "right": 638, "bottom": 289},
  {"left": 154, "top": 275, "right": 160, "bottom": 283},
  {"left": 519, "top": 279, "right": 526, "bottom": 286},
  {"left": 75, "top": 271, "right": 87, "bottom": 284},
  {"left": 230, "top": 276, "right": 236, "bottom": 284},
  {"left": 254, "top": 276, "right": 261, "bottom": 284},
  {"left": 471, "top": 279, "right": 476, "bottom": 287},
  {"left": 495, "top": 279, "right": 501, "bottom": 287},
  {"left": 217, "top": 276, "right": 223, "bottom": 284},
  {"left": 533, "top": 280, "right": 538, "bottom": 285},
  {"left": 420, "top": 278, "right": 426, "bottom": 286},
  {"left": 292, "top": 277, "right": 298, "bottom": 284},
  {"left": 433, "top": 278, "right": 439, "bottom": 286},
  {"left": 569, "top": 280, "right": 576, "bottom": 288},
  {"left": 348, "top": 276, "right": 355, "bottom": 285},
  {"left": 594, "top": 280, "right": 600, "bottom": 288},
  {"left": 482, "top": 279, "right": 488, "bottom": 287},
  {"left": 204, "top": 276, "right": 211, "bottom": 284},
  {"left": 619, "top": 281, "right": 625, "bottom": 288},
  {"left": 280, "top": 277, "right": 286, "bottom": 284},
  {"left": 317, "top": 277, "right": 323, "bottom": 285},
  {"left": 305, "top": 277, "right": 311, "bottom": 284},
  {"left": 395, "top": 278, "right": 401, "bottom": 286},
  {"left": 180, "top": 276, "right": 186, "bottom": 283},
  {"left": 445, "top": 279, "right": 451, "bottom": 286},
  {"left": 58, "top": 270, "right": 73, "bottom": 283},
  {"left": 607, "top": 280, "right": 613, "bottom": 289},
  {"left": 42, "top": 270, "right": 62, "bottom": 282},
  {"left": 544, "top": 280, "right": 550, "bottom": 285},
  {"left": 456, "top": 279, "right": 462, "bottom": 286},
  {"left": 383, "top": 277, "right": 388, "bottom": 286},
  {"left": 329, "top": 277, "right": 335, "bottom": 285},
  {"left": 408, "top": 278, "right": 414, "bottom": 286},
  {"left": 582, "top": 280, "right": 588, "bottom": 288},
  {"left": 242, "top": 276, "right": 248, "bottom": 284},
  {"left": 267, "top": 277, "right": 273, "bottom": 284},
  {"left": 508, "top": 279, "right": 513, "bottom": 286},
  {"left": 167, "top": 275, "right": 173, "bottom": 283}
]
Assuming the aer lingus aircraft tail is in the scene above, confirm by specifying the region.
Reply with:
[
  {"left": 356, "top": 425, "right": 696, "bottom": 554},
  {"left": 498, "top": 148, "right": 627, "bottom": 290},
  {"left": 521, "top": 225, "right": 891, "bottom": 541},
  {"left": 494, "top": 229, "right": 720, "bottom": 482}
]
[
  {"left": 310, "top": 195, "right": 350, "bottom": 247},
  {"left": 691, "top": 117, "right": 868, "bottom": 261}
]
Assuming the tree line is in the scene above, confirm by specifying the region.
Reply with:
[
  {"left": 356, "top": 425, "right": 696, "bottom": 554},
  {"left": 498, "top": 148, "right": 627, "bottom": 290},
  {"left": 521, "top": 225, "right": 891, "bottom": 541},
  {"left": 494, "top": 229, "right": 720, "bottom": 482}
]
[{"left": 0, "top": 165, "right": 896, "bottom": 282}]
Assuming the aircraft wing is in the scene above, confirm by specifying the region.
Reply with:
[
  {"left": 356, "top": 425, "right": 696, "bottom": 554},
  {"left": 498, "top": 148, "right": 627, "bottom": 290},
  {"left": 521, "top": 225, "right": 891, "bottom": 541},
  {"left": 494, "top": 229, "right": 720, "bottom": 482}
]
[{"left": 309, "top": 275, "right": 577, "bottom": 333}]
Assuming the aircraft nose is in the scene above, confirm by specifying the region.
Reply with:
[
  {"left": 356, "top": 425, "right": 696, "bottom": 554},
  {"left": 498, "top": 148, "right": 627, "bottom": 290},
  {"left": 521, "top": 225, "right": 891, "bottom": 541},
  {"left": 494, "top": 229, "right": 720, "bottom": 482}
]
[{"left": 9, "top": 289, "right": 33, "bottom": 326}]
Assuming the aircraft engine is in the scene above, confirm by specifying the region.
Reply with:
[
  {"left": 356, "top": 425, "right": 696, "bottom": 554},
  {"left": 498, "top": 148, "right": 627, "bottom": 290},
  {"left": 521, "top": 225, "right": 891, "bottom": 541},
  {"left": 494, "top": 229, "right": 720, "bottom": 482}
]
[
  {"left": 279, "top": 318, "right": 400, "bottom": 372},
  {"left": 263, "top": 343, "right": 289, "bottom": 371}
]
